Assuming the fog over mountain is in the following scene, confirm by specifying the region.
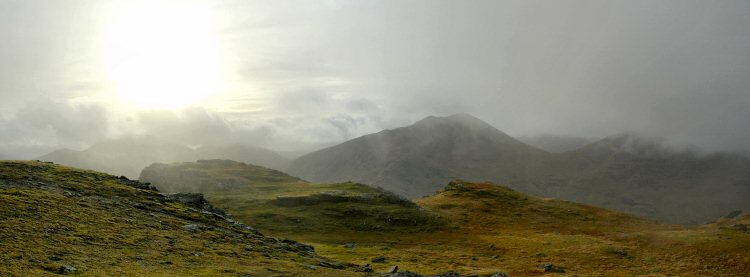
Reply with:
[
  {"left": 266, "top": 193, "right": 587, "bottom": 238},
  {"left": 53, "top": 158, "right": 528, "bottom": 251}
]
[
  {"left": 2, "top": 1, "right": 750, "bottom": 158},
  {"left": 289, "top": 114, "right": 750, "bottom": 225},
  {"left": 37, "top": 136, "right": 290, "bottom": 179}
]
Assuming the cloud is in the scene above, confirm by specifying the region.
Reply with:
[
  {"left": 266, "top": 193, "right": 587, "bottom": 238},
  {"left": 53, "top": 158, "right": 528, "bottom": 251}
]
[
  {"left": 2, "top": 0, "right": 750, "bottom": 158},
  {"left": 0, "top": 99, "right": 110, "bottom": 158}
]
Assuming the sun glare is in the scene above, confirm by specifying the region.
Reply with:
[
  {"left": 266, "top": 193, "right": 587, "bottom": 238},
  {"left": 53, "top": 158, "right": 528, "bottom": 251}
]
[{"left": 103, "top": 0, "right": 224, "bottom": 110}]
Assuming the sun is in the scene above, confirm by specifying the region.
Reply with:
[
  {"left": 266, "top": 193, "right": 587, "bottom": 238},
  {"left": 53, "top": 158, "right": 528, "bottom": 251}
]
[{"left": 103, "top": 0, "right": 224, "bottom": 110}]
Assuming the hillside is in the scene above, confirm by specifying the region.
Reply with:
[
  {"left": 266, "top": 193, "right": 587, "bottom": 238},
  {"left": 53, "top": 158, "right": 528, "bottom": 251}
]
[
  {"left": 287, "top": 114, "right": 750, "bottom": 224},
  {"left": 288, "top": 114, "right": 553, "bottom": 199},
  {"left": 0, "top": 161, "right": 368, "bottom": 276},
  {"left": 138, "top": 161, "right": 750, "bottom": 276},
  {"left": 139, "top": 160, "right": 447, "bottom": 236},
  {"left": 37, "top": 137, "right": 290, "bottom": 178},
  {"left": 547, "top": 133, "right": 750, "bottom": 225},
  {"left": 517, "top": 134, "right": 595, "bottom": 153}
]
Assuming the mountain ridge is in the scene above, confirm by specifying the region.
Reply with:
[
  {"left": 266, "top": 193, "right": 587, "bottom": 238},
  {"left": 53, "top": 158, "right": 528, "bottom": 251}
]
[{"left": 288, "top": 114, "right": 750, "bottom": 225}]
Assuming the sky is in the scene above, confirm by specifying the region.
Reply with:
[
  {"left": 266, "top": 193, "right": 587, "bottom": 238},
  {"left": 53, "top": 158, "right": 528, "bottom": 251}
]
[{"left": 1, "top": 0, "right": 750, "bottom": 159}]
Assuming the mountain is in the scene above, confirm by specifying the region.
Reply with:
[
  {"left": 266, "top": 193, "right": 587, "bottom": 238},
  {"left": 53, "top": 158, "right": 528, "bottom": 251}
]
[
  {"left": 37, "top": 137, "right": 196, "bottom": 179},
  {"left": 288, "top": 114, "right": 553, "bottom": 199},
  {"left": 517, "top": 133, "right": 596, "bottom": 153},
  {"left": 0, "top": 161, "right": 361, "bottom": 276},
  {"left": 550, "top": 133, "right": 750, "bottom": 224},
  {"left": 137, "top": 160, "right": 750, "bottom": 276},
  {"left": 288, "top": 114, "right": 750, "bottom": 225},
  {"left": 37, "top": 137, "right": 290, "bottom": 178}
]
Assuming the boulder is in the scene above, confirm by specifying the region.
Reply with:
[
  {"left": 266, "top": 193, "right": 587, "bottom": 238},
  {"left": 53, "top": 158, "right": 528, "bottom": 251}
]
[{"left": 59, "top": 265, "right": 76, "bottom": 275}]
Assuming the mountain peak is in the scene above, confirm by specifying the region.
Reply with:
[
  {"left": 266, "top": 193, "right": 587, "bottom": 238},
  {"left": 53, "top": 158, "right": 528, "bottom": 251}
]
[{"left": 410, "top": 113, "right": 507, "bottom": 136}]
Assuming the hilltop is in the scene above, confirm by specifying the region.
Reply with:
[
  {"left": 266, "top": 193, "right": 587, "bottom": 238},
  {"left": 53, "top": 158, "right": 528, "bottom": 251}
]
[
  {"left": 288, "top": 114, "right": 552, "bottom": 199},
  {"left": 37, "top": 136, "right": 289, "bottom": 178},
  {"left": 287, "top": 114, "right": 750, "bottom": 224},
  {"left": 0, "top": 161, "right": 361, "bottom": 276},
  {"left": 139, "top": 160, "right": 750, "bottom": 276}
]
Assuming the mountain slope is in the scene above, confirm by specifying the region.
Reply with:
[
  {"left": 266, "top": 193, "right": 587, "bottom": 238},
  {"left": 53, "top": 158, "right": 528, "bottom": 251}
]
[
  {"left": 0, "top": 161, "right": 361, "bottom": 276},
  {"left": 37, "top": 137, "right": 290, "bottom": 178},
  {"left": 517, "top": 133, "right": 595, "bottom": 153},
  {"left": 549, "top": 133, "right": 750, "bottom": 224},
  {"left": 288, "top": 114, "right": 554, "bottom": 199},
  {"left": 139, "top": 160, "right": 447, "bottom": 237},
  {"left": 288, "top": 114, "right": 750, "bottom": 225},
  {"left": 135, "top": 160, "right": 750, "bottom": 276}
]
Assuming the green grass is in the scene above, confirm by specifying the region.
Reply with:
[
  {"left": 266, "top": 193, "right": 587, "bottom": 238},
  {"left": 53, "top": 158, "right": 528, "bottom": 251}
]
[{"left": 0, "top": 161, "right": 364, "bottom": 276}]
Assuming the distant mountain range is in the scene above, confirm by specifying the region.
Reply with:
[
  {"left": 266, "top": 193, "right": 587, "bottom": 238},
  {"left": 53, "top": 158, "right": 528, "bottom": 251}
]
[
  {"left": 288, "top": 114, "right": 750, "bottom": 224},
  {"left": 37, "top": 137, "right": 289, "bottom": 178}
]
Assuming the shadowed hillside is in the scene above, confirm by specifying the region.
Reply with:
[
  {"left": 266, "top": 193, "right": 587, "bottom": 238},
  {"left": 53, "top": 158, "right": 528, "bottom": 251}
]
[{"left": 288, "top": 114, "right": 750, "bottom": 224}]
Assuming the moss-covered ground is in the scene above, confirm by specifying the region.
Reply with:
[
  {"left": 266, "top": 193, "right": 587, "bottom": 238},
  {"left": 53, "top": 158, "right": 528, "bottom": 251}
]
[{"left": 0, "top": 161, "right": 364, "bottom": 276}]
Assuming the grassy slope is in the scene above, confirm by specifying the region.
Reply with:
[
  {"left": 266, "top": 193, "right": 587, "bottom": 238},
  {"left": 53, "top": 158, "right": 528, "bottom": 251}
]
[
  {"left": 140, "top": 161, "right": 750, "bottom": 276},
  {"left": 0, "top": 161, "right": 363, "bottom": 276},
  {"left": 139, "top": 160, "right": 447, "bottom": 237},
  {"left": 311, "top": 181, "right": 749, "bottom": 276}
]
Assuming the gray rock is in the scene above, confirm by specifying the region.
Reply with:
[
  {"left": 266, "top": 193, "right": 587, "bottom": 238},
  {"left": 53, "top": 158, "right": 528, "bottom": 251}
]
[
  {"left": 491, "top": 272, "right": 510, "bottom": 277},
  {"left": 371, "top": 256, "right": 387, "bottom": 263},
  {"left": 392, "top": 271, "right": 421, "bottom": 277},
  {"left": 182, "top": 224, "right": 198, "bottom": 231},
  {"left": 488, "top": 243, "right": 494, "bottom": 249},
  {"left": 168, "top": 193, "right": 223, "bottom": 214},
  {"left": 540, "top": 263, "right": 565, "bottom": 273},
  {"left": 344, "top": 242, "right": 357, "bottom": 248},
  {"left": 59, "top": 265, "right": 76, "bottom": 275},
  {"left": 387, "top": 265, "right": 399, "bottom": 273},
  {"left": 491, "top": 255, "right": 499, "bottom": 259},
  {"left": 116, "top": 176, "right": 158, "bottom": 191},
  {"left": 358, "top": 263, "right": 373, "bottom": 272},
  {"left": 471, "top": 256, "right": 478, "bottom": 261},
  {"left": 317, "top": 261, "right": 344, "bottom": 269},
  {"left": 282, "top": 239, "right": 315, "bottom": 254}
]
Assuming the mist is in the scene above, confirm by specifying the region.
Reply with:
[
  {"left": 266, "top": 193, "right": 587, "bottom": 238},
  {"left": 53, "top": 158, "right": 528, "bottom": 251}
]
[{"left": 2, "top": 0, "right": 750, "bottom": 158}]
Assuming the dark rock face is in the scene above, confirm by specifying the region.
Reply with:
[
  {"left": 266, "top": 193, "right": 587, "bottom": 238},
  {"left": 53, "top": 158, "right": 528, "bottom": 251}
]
[
  {"left": 490, "top": 272, "right": 510, "bottom": 277},
  {"left": 167, "top": 193, "right": 224, "bottom": 215},
  {"left": 115, "top": 175, "right": 158, "bottom": 191},
  {"left": 371, "top": 256, "right": 387, "bottom": 263},
  {"left": 281, "top": 239, "right": 315, "bottom": 255},
  {"left": 540, "top": 263, "right": 565, "bottom": 273}
]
